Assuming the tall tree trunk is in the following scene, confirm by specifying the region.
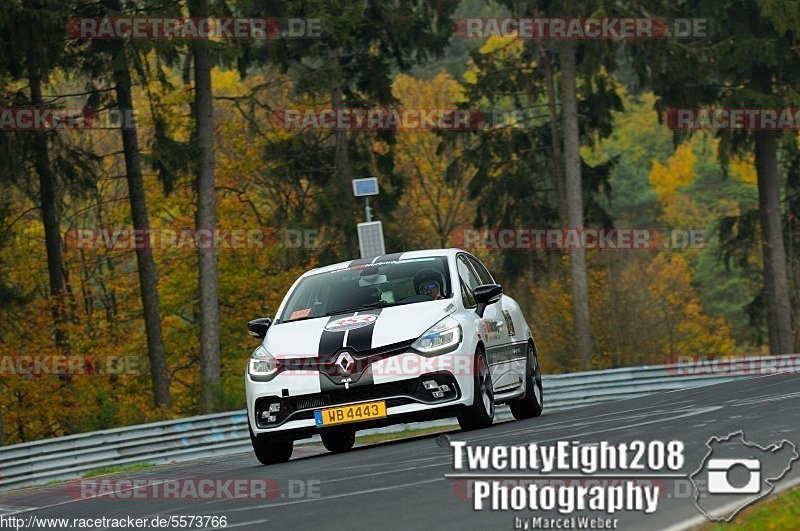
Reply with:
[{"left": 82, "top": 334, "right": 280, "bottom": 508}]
[
  {"left": 26, "top": 54, "right": 69, "bottom": 353},
  {"left": 113, "top": 52, "right": 172, "bottom": 409},
  {"left": 189, "top": 0, "right": 221, "bottom": 413},
  {"left": 539, "top": 44, "right": 567, "bottom": 224},
  {"left": 560, "top": 39, "right": 593, "bottom": 369},
  {"left": 330, "top": 51, "right": 359, "bottom": 257},
  {"left": 754, "top": 130, "right": 793, "bottom": 354},
  {"left": 752, "top": 64, "right": 793, "bottom": 354}
]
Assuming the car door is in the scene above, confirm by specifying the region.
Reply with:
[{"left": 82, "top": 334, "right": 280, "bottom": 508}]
[
  {"left": 456, "top": 254, "right": 509, "bottom": 390},
  {"left": 464, "top": 254, "right": 526, "bottom": 393}
]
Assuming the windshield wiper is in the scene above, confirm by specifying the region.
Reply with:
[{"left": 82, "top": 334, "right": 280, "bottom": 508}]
[{"left": 280, "top": 314, "right": 324, "bottom": 324}]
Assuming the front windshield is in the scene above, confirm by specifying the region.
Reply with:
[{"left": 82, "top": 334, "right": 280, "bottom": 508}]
[{"left": 277, "top": 257, "right": 452, "bottom": 323}]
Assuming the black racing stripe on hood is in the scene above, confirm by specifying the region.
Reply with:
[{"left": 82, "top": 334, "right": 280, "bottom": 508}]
[
  {"left": 345, "top": 309, "right": 382, "bottom": 352},
  {"left": 317, "top": 311, "right": 381, "bottom": 392},
  {"left": 318, "top": 315, "right": 348, "bottom": 357}
]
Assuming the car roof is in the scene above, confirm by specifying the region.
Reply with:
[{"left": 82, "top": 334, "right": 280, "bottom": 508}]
[{"left": 302, "top": 248, "right": 465, "bottom": 277}]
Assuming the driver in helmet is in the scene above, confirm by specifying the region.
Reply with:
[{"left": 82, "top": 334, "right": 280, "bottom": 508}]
[{"left": 413, "top": 269, "right": 445, "bottom": 300}]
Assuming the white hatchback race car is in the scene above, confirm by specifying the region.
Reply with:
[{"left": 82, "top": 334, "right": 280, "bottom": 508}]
[{"left": 245, "top": 248, "right": 543, "bottom": 464}]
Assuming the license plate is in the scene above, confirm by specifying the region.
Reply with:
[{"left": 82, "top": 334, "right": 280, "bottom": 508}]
[{"left": 314, "top": 401, "right": 386, "bottom": 426}]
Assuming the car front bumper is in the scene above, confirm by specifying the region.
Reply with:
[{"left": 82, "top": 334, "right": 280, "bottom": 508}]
[{"left": 246, "top": 349, "right": 476, "bottom": 438}]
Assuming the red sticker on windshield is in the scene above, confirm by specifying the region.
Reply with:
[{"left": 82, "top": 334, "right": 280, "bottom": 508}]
[{"left": 290, "top": 309, "right": 311, "bottom": 320}]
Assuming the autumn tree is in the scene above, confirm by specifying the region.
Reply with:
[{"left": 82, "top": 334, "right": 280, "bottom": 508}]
[
  {"left": 458, "top": 32, "right": 619, "bottom": 355},
  {"left": 560, "top": 34, "right": 593, "bottom": 368},
  {"left": 533, "top": 253, "right": 735, "bottom": 372},
  {"left": 186, "top": 0, "right": 222, "bottom": 413},
  {"left": 0, "top": 1, "right": 74, "bottom": 353},
  {"left": 72, "top": 0, "right": 177, "bottom": 409},
  {"left": 392, "top": 73, "right": 475, "bottom": 248},
  {"left": 245, "top": 0, "right": 459, "bottom": 260},
  {"left": 631, "top": 0, "right": 800, "bottom": 353}
]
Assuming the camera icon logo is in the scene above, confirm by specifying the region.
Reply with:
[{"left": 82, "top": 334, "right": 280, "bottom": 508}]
[
  {"left": 690, "top": 431, "right": 798, "bottom": 522},
  {"left": 706, "top": 458, "right": 760, "bottom": 494}
]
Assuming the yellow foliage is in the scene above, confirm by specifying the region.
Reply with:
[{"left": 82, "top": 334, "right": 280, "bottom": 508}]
[
  {"left": 478, "top": 35, "right": 523, "bottom": 57},
  {"left": 464, "top": 35, "right": 524, "bottom": 86},
  {"left": 648, "top": 142, "right": 709, "bottom": 227},
  {"left": 730, "top": 154, "right": 758, "bottom": 185},
  {"left": 0, "top": 63, "right": 311, "bottom": 443},
  {"left": 393, "top": 72, "right": 466, "bottom": 107},
  {"left": 463, "top": 68, "right": 478, "bottom": 85},
  {"left": 649, "top": 143, "right": 696, "bottom": 198},
  {"left": 531, "top": 254, "right": 735, "bottom": 373},
  {"left": 391, "top": 73, "right": 475, "bottom": 248},
  {"left": 584, "top": 91, "right": 665, "bottom": 167}
]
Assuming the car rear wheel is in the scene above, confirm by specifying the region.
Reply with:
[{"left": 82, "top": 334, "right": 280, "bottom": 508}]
[
  {"left": 510, "top": 344, "right": 543, "bottom": 419},
  {"left": 249, "top": 424, "right": 293, "bottom": 465},
  {"left": 458, "top": 350, "right": 495, "bottom": 430},
  {"left": 321, "top": 427, "right": 356, "bottom": 453}
]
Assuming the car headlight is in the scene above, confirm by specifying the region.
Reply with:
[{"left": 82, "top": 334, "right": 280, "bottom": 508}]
[
  {"left": 249, "top": 345, "right": 280, "bottom": 380},
  {"left": 412, "top": 316, "right": 462, "bottom": 354}
]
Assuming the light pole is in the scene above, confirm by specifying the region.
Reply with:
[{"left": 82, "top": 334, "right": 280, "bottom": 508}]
[{"left": 365, "top": 196, "right": 373, "bottom": 223}]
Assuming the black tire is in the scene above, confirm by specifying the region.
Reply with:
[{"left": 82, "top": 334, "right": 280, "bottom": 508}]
[
  {"left": 458, "top": 349, "right": 495, "bottom": 430},
  {"left": 509, "top": 344, "right": 543, "bottom": 420},
  {"left": 321, "top": 427, "right": 356, "bottom": 453},
  {"left": 249, "top": 424, "right": 293, "bottom": 465}
]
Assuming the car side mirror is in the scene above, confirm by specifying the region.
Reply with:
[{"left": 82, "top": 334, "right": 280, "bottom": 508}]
[
  {"left": 248, "top": 318, "right": 272, "bottom": 339},
  {"left": 473, "top": 284, "right": 503, "bottom": 318}
]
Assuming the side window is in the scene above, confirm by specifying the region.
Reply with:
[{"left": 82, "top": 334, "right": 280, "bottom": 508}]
[
  {"left": 457, "top": 255, "right": 481, "bottom": 307},
  {"left": 466, "top": 255, "right": 494, "bottom": 285}
]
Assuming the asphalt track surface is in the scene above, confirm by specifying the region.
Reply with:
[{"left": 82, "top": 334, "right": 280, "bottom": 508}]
[{"left": 2, "top": 372, "right": 799, "bottom": 530}]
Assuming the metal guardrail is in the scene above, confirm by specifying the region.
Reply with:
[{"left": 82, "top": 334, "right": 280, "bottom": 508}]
[{"left": 1, "top": 353, "right": 798, "bottom": 492}]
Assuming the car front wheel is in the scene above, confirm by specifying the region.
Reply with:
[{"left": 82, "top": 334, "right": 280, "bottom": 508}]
[
  {"left": 458, "top": 349, "right": 495, "bottom": 430},
  {"left": 249, "top": 423, "right": 293, "bottom": 465},
  {"left": 509, "top": 344, "right": 543, "bottom": 419},
  {"left": 321, "top": 427, "right": 356, "bottom": 453}
]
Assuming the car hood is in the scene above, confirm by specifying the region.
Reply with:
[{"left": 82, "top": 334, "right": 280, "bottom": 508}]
[{"left": 264, "top": 299, "right": 457, "bottom": 357}]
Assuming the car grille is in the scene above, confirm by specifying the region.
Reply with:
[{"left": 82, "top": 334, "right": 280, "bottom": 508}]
[
  {"left": 290, "top": 379, "right": 418, "bottom": 410},
  {"left": 294, "top": 395, "right": 328, "bottom": 410}
]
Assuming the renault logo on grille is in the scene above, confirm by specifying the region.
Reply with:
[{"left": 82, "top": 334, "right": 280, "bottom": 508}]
[{"left": 335, "top": 351, "right": 355, "bottom": 376}]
